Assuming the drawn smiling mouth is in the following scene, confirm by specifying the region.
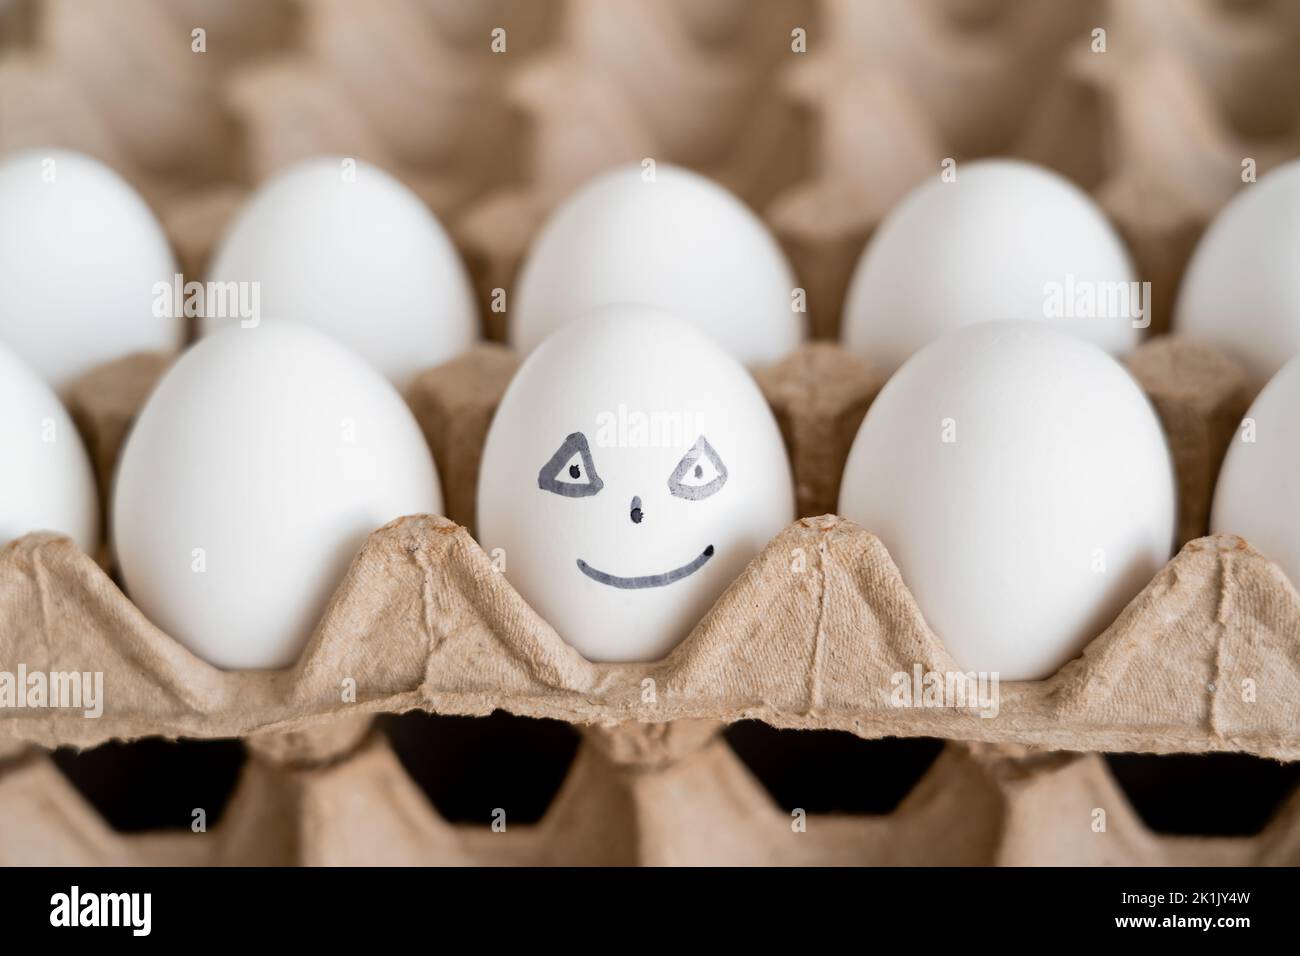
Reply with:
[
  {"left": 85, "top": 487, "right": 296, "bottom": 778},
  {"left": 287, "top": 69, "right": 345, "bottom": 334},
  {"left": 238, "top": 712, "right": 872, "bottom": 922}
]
[{"left": 576, "top": 545, "right": 715, "bottom": 589}]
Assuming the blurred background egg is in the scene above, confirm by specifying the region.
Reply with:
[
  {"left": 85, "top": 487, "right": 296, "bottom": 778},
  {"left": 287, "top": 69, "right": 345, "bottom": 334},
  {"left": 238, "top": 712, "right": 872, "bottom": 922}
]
[
  {"left": 0, "top": 340, "right": 98, "bottom": 553},
  {"left": 1211, "top": 354, "right": 1300, "bottom": 587},
  {"left": 479, "top": 306, "right": 793, "bottom": 661},
  {"left": 841, "top": 159, "right": 1142, "bottom": 378},
  {"left": 838, "top": 321, "right": 1176, "bottom": 681},
  {"left": 510, "top": 163, "right": 803, "bottom": 368},
  {"left": 1175, "top": 159, "right": 1300, "bottom": 386},
  {"left": 0, "top": 148, "right": 180, "bottom": 390},
  {"left": 203, "top": 156, "right": 478, "bottom": 389},
  {"left": 113, "top": 323, "right": 443, "bottom": 670}
]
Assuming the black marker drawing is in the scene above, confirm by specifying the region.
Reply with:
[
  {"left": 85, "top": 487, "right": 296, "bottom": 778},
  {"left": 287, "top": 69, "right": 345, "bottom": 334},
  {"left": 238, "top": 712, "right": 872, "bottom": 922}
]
[
  {"left": 577, "top": 545, "right": 714, "bottom": 589},
  {"left": 538, "top": 432, "right": 604, "bottom": 497},
  {"left": 541, "top": 432, "right": 723, "bottom": 588},
  {"left": 667, "top": 435, "right": 727, "bottom": 500}
]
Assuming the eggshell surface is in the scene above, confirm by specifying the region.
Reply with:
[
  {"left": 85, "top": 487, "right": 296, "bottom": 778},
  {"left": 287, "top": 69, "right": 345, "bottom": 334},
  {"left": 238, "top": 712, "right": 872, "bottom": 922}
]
[
  {"left": 479, "top": 306, "right": 794, "bottom": 662},
  {"left": 0, "top": 148, "right": 180, "bottom": 389},
  {"left": 838, "top": 321, "right": 1176, "bottom": 681},
  {"left": 0, "top": 340, "right": 98, "bottom": 553},
  {"left": 841, "top": 159, "right": 1141, "bottom": 378},
  {"left": 1175, "top": 159, "right": 1300, "bottom": 385},
  {"left": 1211, "top": 354, "right": 1300, "bottom": 587},
  {"left": 113, "top": 323, "right": 443, "bottom": 670},
  {"left": 203, "top": 157, "right": 478, "bottom": 389},
  {"left": 511, "top": 164, "right": 802, "bottom": 368}
]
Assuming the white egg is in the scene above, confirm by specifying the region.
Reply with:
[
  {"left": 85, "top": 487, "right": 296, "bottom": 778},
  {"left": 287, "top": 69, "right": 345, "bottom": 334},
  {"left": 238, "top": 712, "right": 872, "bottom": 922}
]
[
  {"left": 511, "top": 163, "right": 803, "bottom": 368},
  {"left": 842, "top": 159, "right": 1141, "bottom": 378},
  {"left": 0, "top": 340, "right": 98, "bottom": 553},
  {"left": 203, "top": 157, "right": 478, "bottom": 389},
  {"left": 1212, "top": 355, "right": 1300, "bottom": 586},
  {"left": 479, "top": 306, "right": 794, "bottom": 662},
  {"left": 838, "top": 321, "right": 1176, "bottom": 681},
  {"left": 113, "top": 323, "right": 443, "bottom": 669},
  {"left": 0, "top": 148, "right": 180, "bottom": 390},
  {"left": 1175, "top": 160, "right": 1300, "bottom": 386}
]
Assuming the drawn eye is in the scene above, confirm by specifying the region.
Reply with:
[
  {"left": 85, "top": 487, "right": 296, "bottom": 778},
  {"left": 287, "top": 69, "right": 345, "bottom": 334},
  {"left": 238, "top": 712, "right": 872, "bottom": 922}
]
[
  {"left": 538, "top": 432, "right": 604, "bottom": 497},
  {"left": 668, "top": 435, "right": 727, "bottom": 500}
]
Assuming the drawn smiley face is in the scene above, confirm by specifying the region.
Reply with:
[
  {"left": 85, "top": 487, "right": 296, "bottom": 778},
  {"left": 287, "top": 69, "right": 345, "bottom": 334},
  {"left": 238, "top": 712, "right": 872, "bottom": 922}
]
[
  {"left": 537, "top": 431, "right": 727, "bottom": 588},
  {"left": 478, "top": 306, "right": 794, "bottom": 662}
]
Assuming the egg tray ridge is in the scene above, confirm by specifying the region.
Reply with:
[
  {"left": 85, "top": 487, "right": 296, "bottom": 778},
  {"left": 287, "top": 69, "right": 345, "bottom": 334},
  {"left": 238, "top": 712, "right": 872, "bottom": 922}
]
[{"left": 3, "top": 508, "right": 1300, "bottom": 762}]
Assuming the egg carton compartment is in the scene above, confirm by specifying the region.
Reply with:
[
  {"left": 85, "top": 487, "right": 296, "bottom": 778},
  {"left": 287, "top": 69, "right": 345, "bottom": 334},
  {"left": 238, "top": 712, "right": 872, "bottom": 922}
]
[
  {"left": 224, "top": 0, "right": 555, "bottom": 224},
  {"left": 4, "top": 1, "right": 1298, "bottom": 344},
  {"left": 0, "top": 0, "right": 295, "bottom": 288},
  {"left": 765, "top": 0, "right": 1107, "bottom": 339},
  {"left": 767, "top": 0, "right": 1300, "bottom": 340},
  {"left": 0, "top": 0, "right": 554, "bottom": 288},
  {"left": 49, "top": 737, "right": 247, "bottom": 834},
  {"left": 1, "top": 325, "right": 1287, "bottom": 863},
  {"left": 453, "top": 0, "right": 814, "bottom": 334},
  {"left": 0, "top": 334, "right": 1277, "bottom": 750},
  {"left": 8, "top": 1, "right": 1296, "bottom": 346},
  {"left": 0, "top": 0, "right": 294, "bottom": 213},
  {"left": 445, "top": 0, "right": 1300, "bottom": 343}
]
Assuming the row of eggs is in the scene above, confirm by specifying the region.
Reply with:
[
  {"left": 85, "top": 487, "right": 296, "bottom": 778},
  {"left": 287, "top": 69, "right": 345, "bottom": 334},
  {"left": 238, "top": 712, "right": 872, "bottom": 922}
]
[
  {"left": 2, "top": 149, "right": 1300, "bottom": 682},
  {"left": 12, "top": 145, "right": 1300, "bottom": 389}
]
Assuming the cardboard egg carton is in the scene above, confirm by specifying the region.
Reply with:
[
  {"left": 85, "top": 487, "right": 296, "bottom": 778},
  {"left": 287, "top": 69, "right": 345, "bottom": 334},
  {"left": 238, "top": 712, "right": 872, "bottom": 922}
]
[
  {"left": 1, "top": 332, "right": 1296, "bottom": 865},
  {"left": 7, "top": 724, "right": 1298, "bottom": 866},
  {"left": 765, "top": 0, "right": 1300, "bottom": 340},
  {"left": 0, "top": 0, "right": 292, "bottom": 196},
  {"left": 0, "top": 0, "right": 292, "bottom": 283},
  {"left": 764, "top": 0, "right": 1106, "bottom": 339},
  {"left": 1088, "top": 0, "right": 1300, "bottom": 337},
  {"left": 0, "top": 0, "right": 37, "bottom": 51},
  {"left": 455, "top": 0, "right": 814, "bottom": 338},
  {"left": 225, "top": 0, "right": 553, "bottom": 223}
]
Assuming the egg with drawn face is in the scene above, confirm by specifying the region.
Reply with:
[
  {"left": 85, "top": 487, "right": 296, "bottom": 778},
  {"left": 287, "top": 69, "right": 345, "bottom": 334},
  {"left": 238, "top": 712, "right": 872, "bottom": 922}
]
[{"left": 478, "top": 307, "right": 794, "bottom": 662}]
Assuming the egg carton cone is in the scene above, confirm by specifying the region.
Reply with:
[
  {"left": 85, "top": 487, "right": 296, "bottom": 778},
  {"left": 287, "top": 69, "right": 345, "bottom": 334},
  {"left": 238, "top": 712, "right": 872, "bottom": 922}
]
[
  {"left": 0, "top": 0, "right": 293, "bottom": 284},
  {"left": 0, "top": 332, "right": 1296, "bottom": 864},
  {"left": 763, "top": 0, "right": 1106, "bottom": 339},
  {"left": 224, "top": 0, "right": 553, "bottom": 226},
  {"left": 0, "top": 0, "right": 293, "bottom": 195},
  {"left": 0, "top": 0, "right": 37, "bottom": 51},
  {"left": 1086, "top": 0, "right": 1300, "bottom": 337},
  {"left": 454, "top": 0, "right": 814, "bottom": 340}
]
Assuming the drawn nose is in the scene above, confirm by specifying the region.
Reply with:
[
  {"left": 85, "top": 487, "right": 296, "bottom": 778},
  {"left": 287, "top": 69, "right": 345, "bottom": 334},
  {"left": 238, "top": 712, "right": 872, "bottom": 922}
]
[{"left": 630, "top": 496, "right": 644, "bottom": 524}]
